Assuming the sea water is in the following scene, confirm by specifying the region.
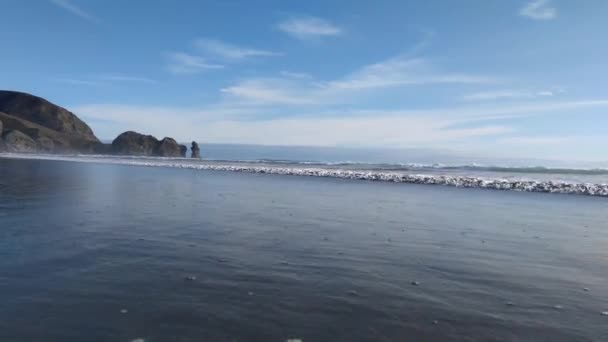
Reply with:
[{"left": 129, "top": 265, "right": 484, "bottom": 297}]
[{"left": 0, "top": 157, "right": 607, "bottom": 341}]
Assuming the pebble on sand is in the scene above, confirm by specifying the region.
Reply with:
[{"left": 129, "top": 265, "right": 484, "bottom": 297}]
[
  {"left": 347, "top": 290, "right": 359, "bottom": 296},
  {"left": 185, "top": 275, "right": 197, "bottom": 281},
  {"left": 248, "top": 291, "right": 254, "bottom": 296},
  {"left": 553, "top": 305, "right": 563, "bottom": 310},
  {"left": 432, "top": 320, "right": 439, "bottom": 325},
  {"left": 411, "top": 281, "right": 420, "bottom": 286},
  {"left": 120, "top": 309, "right": 128, "bottom": 314},
  {"left": 601, "top": 311, "right": 608, "bottom": 316},
  {"left": 583, "top": 287, "right": 590, "bottom": 292},
  {"left": 505, "top": 302, "right": 514, "bottom": 306}
]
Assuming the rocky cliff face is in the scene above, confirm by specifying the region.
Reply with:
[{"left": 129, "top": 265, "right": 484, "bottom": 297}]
[
  {"left": 156, "top": 137, "right": 186, "bottom": 158},
  {"left": 0, "top": 90, "right": 196, "bottom": 157},
  {"left": 0, "top": 91, "right": 102, "bottom": 153},
  {"left": 0, "top": 120, "right": 5, "bottom": 152},
  {"left": 111, "top": 131, "right": 187, "bottom": 157},
  {"left": 0, "top": 91, "right": 98, "bottom": 143},
  {"left": 3, "top": 130, "right": 37, "bottom": 153}
]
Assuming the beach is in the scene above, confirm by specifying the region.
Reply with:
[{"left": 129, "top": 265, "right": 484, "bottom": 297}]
[{"left": 1, "top": 157, "right": 607, "bottom": 341}]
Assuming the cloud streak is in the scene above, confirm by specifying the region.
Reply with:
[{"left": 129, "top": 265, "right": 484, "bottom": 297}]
[
  {"left": 461, "top": 89, "right": 557, "bottom": 101},
  {"left": 221, "top": 56, "right": 498, "bottom": 105},
  {"left": 326, "top": 57, "right": 496, "bottom": 90},
  {"left": 74, "top": 99, "right": 608, "bottom": 148},
  {"left": 54, "top": 74, "right": 158, "bottom": 86},
  {"left": 520, "top": 0, "right": 557, "bottom": 20},
  {"left": 96, "top": 74, "right": 158, "bottom": 84},
  {"left": 195, "top": 39, "right": 282, "bottom": 60},
  {"left": 166, "top": 52, "right": 224, "bottom": 74},
  {"left": 75, "top": 103, "right": 511, "bottom": 147},
  {"left": 50, "top": 0, "right": 99, "bottom": 22},
  {"left": 278, "top": 17, "right": 342, "bottom": 39}
]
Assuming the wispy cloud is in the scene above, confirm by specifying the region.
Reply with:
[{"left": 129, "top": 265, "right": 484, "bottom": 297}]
[
  {"left": 280, "top": 71, "right": 312, "bottom": 79},
  {"left": 221, "top": 56, "right": 497, "bottom": 105},
  {"left": 166, "top": 52, "right": 224, "bottom": 74},
  {"left": 54, "top": 78, "right": 104, "bottom": 86},
  {"left": 221, "top": 79, "right": 319, "bottom": 105},
  {"left": 54, "top": 74, "right": 157, "bottom": 86},
  {"left": 461, "top": 89, "right": 558, "bottom": 101},
  {"left": 195, "top": 39, "right": 282, "bottom": 60},
  {"left": 75, "top": 99, "right": 608, "bottom": 150},
  {"left": 326, "top": 57, "right": 496, "bottom": 90},
  {"left": 50, "top": 0, "right": 99, "bottom": 22},
  {"left": 75, "top": 103, "right": 512, "bottom": 147},
  {"left": 520, "top": 0, "right": 557, "bottom": 20},
  {"left": 96, "top": 74, "right": 158, "bottom": 84},
  {"left": 497, "top": 136, "right": 572, "bottom": 146},
  {"left": 278, "top": 16, "right": 343, "bottom": 39}
]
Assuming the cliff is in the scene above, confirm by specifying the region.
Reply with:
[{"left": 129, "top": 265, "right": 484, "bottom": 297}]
[{"left": 0, "top": 90, "right": 194, "bottom": 157}]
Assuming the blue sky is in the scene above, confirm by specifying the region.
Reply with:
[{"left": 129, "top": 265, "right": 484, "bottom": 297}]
[{"left": 1, "top": 0, "right": 607, "bottom": 161}]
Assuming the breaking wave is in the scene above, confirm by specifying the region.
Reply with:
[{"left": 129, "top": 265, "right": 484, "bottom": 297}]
[{"left": 2, "top": 153, "right": 608, "bottom": 197}]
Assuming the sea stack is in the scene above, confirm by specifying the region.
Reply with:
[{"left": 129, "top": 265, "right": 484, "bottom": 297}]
[
  {"left": 191, "top": 141, "right": 200, "bottom": 158},
  {"left": 111, "top": 131, "right": 187, "bottom": 157}
]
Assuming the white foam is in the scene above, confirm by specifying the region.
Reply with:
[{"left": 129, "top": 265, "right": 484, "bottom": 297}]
[{"left": 2, "top": 153, "right": 608, "bottom": 197}]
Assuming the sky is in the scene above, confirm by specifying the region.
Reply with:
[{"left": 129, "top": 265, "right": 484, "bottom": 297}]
[{"left": 1, "top": 0, "right": 607, "bottom": 162}]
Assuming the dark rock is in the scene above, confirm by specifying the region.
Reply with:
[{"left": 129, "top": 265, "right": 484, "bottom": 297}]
[
  {"left": 112, "top": 131, "right": 187, "bottom": 157},
  {"left": 0, "top": 105, "right": 99, "bottom": 154},
  {"left": 156, "top": 137, "right": 185, "bottom": 158},
  {"left": 0, "top": 120, "right": 4, "bottom": 152},
  {"left": 3, "top": 130, "right": 37, "bottom": 153},
  {"left": 0, "top": 90, "right": 194, "bottom": 156},
  {"left": 92, "top": 143, "right": 113, "bottom": 155},
  {"left": 112, "top": 131, "right": 158, "bottom": 156},
  {"left": 35, "top": 136, "right": 55, "bottom": 152},
  {"left": 191, "top": 141, "right": 201, "bottom": 158},
  {"left": 0, "top": 90, "right": 98, "bottom": 143}
]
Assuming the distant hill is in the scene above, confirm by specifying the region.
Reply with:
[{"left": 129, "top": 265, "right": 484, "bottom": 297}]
[
  {"left": 0, "top": 90, "right": 195, "bottom": 157},
  {"left": 0, "top": 91, "right": 100, "bottom": 153},
  {"left": 0, "top": 91, "right": 99, "bottom": 143}
]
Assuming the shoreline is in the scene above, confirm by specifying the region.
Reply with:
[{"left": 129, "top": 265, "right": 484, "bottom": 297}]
[{"left": 2, "top": 153, "right": 608, "bottom": 198}]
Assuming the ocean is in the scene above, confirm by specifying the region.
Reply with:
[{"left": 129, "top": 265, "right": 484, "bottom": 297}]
[
  {"left": 1, "top": 148, "right": 608, "bottom": 341},
  {"left": 3, "top": 143, "right": 608, "bottom": 197}
]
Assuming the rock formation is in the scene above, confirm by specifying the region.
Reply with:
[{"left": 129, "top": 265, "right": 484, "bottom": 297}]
[
  {"left": 156, "top": 137, "right": 186, "bottom": 158},
  {"left": 112, "top": 131, "right": 158, "bottom": 156},
  {"left": 3, "top": 130, "right": 37, "bottom": 153},
  {"left": 191, "top": 141, "right": 200, "bottom": 158},
  {"left": 0, "top": 90, "right": 101, "bottom": 153},
  {"left": 0, "top": 90, "right": 98, "bottom": 142},
  {"left": 0, "top": 90, "right": 196, "bottom": 157},
  {"left": 111, "top": 131, "right": 187, "bottom": 157},
  {"left": 0, "top": 120, "right": 5, "bottom": 152}
]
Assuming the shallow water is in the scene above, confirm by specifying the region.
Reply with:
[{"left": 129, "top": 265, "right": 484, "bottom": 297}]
[{"left": 1, "top": 158, "right": 607, "bottom": 341}]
